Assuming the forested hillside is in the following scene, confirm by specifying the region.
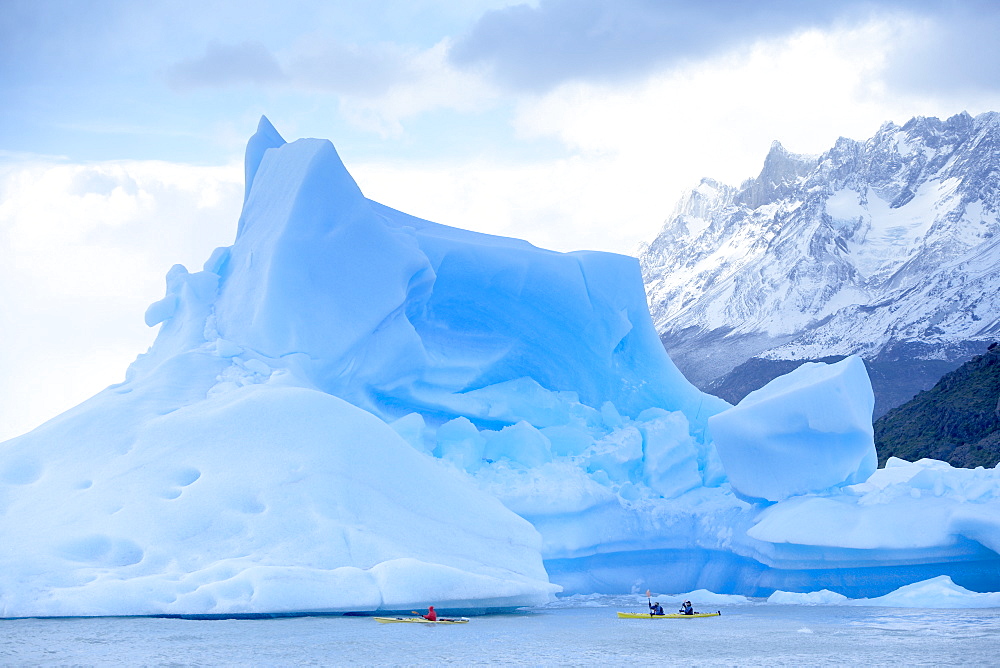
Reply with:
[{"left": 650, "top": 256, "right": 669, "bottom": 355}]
[{"left": 875, "top": 343, "right": 1000, "bottom": 468}]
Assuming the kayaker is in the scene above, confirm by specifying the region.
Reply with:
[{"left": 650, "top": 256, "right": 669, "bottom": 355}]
[
  {"left": 680, "top": 600, "right": 694, "bottom": 615},
  {"left": 421, "top": 606, "right": 438, "bottom": 621},
  {"left": 649, "top": 601, "right": 664, "bottom": 615}
]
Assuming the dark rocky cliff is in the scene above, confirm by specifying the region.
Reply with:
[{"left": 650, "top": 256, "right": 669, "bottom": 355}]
[{"left": 874, "top": 342, "right": 1000, "bottom": 468}]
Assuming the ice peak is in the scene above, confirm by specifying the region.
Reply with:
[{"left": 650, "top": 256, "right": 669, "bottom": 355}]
[
  {"left": 256, "top": 114, "right": 282, "bottom": 139},
  {"left": 243, "top": 115, "right": 287, "bottom": 205}
]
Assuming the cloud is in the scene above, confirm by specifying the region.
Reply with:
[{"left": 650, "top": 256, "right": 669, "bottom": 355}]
[
  {"left": 879, "top": 2, "right": 1000, "bottom": 98},
  {"left": 510, "top": 23, "right": 905, "bottom": 161},
  {"left": 448, "top": 0, "right": 1000, "bottom": 97},
  {"left": 447, "top": 0, "right": 878, "bottom": 91},
  {"left": 167, "top": 41, "right": 285, "bottom": 90},
  {"left": 286, "top": 36, "right": 416, "bottom": 98},
  {"left": 354, "top": 153, "right": 643, "bottom": 256},
  {"left": 161, "top": 35, "right": 499, "bottom": 137},
  {"left": 329, "top": 40, "right": 501, "bottom": 137},
  {"left": 274, "top": 37, "right": 500, "bottom": 137}
]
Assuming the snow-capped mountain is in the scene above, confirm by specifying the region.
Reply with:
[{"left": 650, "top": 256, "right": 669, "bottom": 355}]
[{"left": 640, "top": 111, "right": 1000, "bottom": 416}]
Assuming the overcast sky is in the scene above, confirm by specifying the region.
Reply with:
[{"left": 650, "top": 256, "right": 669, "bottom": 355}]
[{"left": 3, "top": 0, "right": 1000, "bottom": 440}]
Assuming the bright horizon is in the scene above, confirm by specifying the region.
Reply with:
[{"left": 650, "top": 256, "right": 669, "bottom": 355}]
[{"left": 3, "top": 0, "right": 1000, "bottom": 441}]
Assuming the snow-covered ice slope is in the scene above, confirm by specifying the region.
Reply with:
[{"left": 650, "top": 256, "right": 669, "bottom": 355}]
[
  {"left": 0, "top": 385, "right": 555, "bottom": 616},
  {"left": 1, "top": 118, "right": 999, "bottom": 617}
]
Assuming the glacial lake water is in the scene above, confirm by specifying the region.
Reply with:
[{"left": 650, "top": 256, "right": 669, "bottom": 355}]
[{"left": 2, "top": 597, "right": 999, "bottom": 666}]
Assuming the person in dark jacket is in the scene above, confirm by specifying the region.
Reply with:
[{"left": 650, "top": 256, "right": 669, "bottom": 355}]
[
  {"left": 649, "top": 601, "right": 664, "bottom": 615},
  {"left": 680, "top": 600, "right": 694, "bottom": 615}
]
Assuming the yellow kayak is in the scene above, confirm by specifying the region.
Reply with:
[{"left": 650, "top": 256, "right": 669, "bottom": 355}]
[
  {"left": 617, "top": 611, "right": 721, "bottom": 619},
  {"left": 374, "top": 616, "right": 470, "bottom": 624}
]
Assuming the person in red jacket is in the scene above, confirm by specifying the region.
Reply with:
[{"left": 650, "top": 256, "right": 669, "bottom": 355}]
[{"left": 421, "top": 606, "right": 437, "bottom": 621}]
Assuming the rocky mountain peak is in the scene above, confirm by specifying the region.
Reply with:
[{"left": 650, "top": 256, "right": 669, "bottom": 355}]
[
  {"left": 734, "top": 140, "right": 817, "bottom": 209},
  {"left": 640, "top": 111, "right": 1000, "bottom": 419}
]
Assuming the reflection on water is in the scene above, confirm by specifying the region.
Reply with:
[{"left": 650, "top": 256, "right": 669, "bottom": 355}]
[{"left": 1, "top": 600, "right": 998, "bottom": 666}]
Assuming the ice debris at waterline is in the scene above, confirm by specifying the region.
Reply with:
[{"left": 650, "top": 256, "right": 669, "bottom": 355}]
[
  {"left": 1, "top": 117, "right": 999, "bottom": 618},
  {"left": 565, "top": 575, "right": 1000, "bottom": 609},
  {"left": 767, "top": 575, "right": 1000, "bottom": 608}
]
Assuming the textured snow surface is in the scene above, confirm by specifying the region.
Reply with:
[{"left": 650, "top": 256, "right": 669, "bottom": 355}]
[
  {"left": 1, "top": 117, "right": 999, "bottom": 617},
  {"left": 0, "top": 383, "right": 557, "bottom": 617}
]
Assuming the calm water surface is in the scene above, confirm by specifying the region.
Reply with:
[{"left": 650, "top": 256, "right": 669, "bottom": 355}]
[{"left": 2, "top": 601, "right": 998, "bottom": 666}]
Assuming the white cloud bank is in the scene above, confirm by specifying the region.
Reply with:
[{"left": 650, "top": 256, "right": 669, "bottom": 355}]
[{"left": 0, "top": 159, "right": 242, "bottom": 441}]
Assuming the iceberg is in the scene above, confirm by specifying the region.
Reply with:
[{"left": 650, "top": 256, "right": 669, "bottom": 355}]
[
  {"left": 1, "top": 118, "right": 999, "bottom": 617},
  {"left": 709, "top": 356, "right": 878, "bottom": 502}
]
